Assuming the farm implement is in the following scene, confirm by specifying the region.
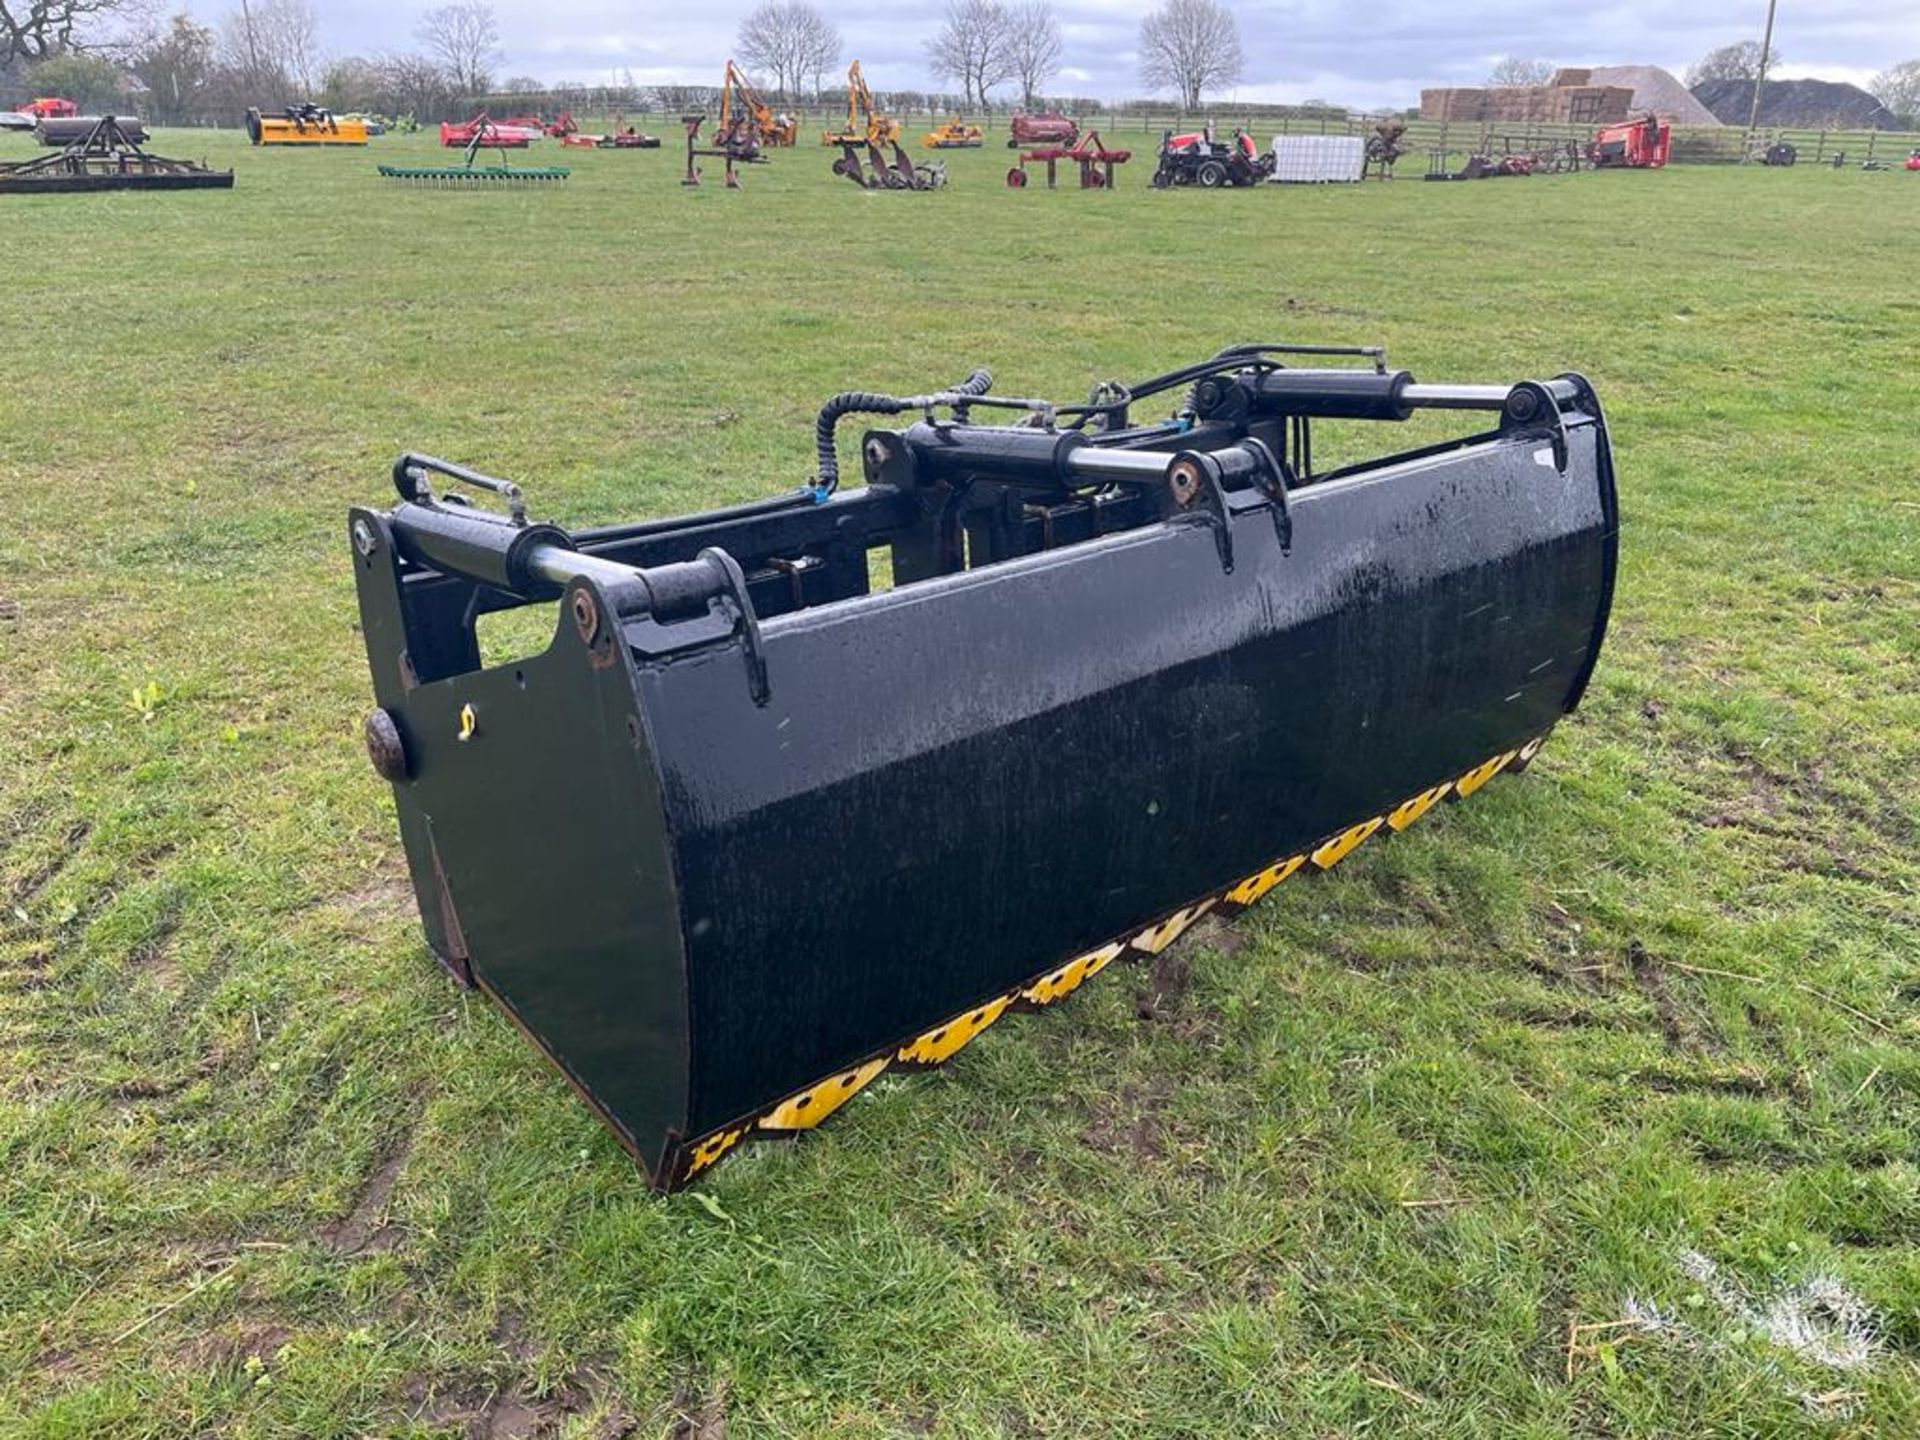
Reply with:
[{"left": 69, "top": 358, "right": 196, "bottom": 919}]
[
  {"left": 1008, "top": 110, "right": 1077, "bottom": 148},
  {"left": 378, "top": 122, "right": 568, "bottom": 186},
  {"left": 717, "top": 61, "right": 796, "bottom": 148},
  {"left": 924, "top": 119, "right": 983, "bottom": 148},
  {"left": 438, "top": 113, "right": 541, "bottom": 149},
  {"left": 247, "top": 104, "right": 368, "bottom": 146},
  {"left": 348, "top": 342, "right": 1619, "bottom": 1189},
  {"left": 1006, "top": 128, "right": 1130, "bottom": 188},
  {"left": 34, "top": 115, "right": 148, "bottom": 146},
  {"left": 822, "top": 61, "right": 900, "bottom": 146},
  {"left": 1, "top": 115, "right": 232, "bottom": 194},
  {"left": 831, "top": 136, "right": 946, "bottom": 189},
  {"left": 681, "top": 111, "right": 766, "bottom": 188}
]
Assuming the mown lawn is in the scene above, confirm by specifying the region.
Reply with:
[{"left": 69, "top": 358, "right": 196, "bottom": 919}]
[{"left": 1, "top": 127, "right": 1916, "bottom": 1438}]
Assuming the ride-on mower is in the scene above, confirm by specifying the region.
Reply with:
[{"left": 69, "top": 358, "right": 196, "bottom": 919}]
[
  {"left": 1151, "top": 124, "right": 1274, "bottom": 187},
  {"left": 349, "top": 344, "right": 1619, "bottom": 1189}
]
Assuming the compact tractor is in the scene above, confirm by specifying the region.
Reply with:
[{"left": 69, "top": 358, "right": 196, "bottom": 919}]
[{"left": 1150, "top": 124, "right": 1274, "bottom": 187}]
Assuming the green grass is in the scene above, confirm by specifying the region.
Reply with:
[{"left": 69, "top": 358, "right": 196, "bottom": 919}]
[{"left": 1, "top": 128, "right": 1917, "bottom": 1438}]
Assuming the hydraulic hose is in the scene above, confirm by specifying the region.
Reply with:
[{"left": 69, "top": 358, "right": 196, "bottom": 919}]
[{"left": 813, "top": 367, "right": 993, "bottom": 496}]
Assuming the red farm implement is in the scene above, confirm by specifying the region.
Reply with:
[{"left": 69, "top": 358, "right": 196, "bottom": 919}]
[{"left": 1006, "top": 129, "right": 1131, "bottom": 188}]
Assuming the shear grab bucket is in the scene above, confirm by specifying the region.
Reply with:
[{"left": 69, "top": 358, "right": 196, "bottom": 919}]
[{"left": 349, "top": 345, "right": 1618, "bottom": 1188}]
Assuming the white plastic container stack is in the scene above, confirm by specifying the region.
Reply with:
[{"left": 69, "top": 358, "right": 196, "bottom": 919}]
[{"left": 1270, "top": 135, "right": 1366, "bottom": 183}]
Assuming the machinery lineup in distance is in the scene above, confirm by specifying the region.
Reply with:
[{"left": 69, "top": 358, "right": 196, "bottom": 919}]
[
  {"left": 12, "top": 61, "right": 1908, "bottom": 197},
  {"left": 349, "top": 342, "right": 1620, "bottom": 1188}
]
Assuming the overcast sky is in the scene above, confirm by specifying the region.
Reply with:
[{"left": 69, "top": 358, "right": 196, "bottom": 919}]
[{"left": 253, "top": 0, "right": 1916, "bottom": 106}]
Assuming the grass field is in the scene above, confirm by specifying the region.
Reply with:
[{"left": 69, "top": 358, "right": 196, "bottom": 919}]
[{"left": 1, "top": 127, "right": 1917, "bottom": 1438}]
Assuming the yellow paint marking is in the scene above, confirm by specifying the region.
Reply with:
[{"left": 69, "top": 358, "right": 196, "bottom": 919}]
[
  {"left": 1386, "top": 785, "right": 1451, "bottom": 833},
  {"left": 1311, "top": 816, "right": 1384, "bottom": 871},
  {"left": 1224, "top": 854, "right": 1306, "bottom": 908},
  {"left": 1131, "top": 900, "right": 1216, "bottom": 955},
  {"left": 897, "top": 995, "right": 1014, "bottom": 1065},
  {"left": 683, "top": 1125, "right": 747, "bottom": 1179},
  {"left": 758, "top": 1056, "right": 890, "bottom": 1131},
  {"left": 1453, "top": 750, "right": 1517, "bottom": 798},
  {"left": 1022, "top": 944, "right": 1123, "bottom": 1005}
]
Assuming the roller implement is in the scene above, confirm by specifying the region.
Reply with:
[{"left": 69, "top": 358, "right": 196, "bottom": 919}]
[
  {"left": 349, "top": 345, "right": 1619, "bottom": 1189},
  {"left": 1, "top": 115, "right": 232, "bottom": 194}
]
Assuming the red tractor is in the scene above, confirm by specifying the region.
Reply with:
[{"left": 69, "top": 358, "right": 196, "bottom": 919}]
[
  {"left": 1150, "top": 124, "right": 1273, "bottom": 188},
  {"left": 22, "top": 97, "right": 78, "bottom": 119},
  {"left": 1588, "top": 114, "right": 1669, "bottom": 169}
]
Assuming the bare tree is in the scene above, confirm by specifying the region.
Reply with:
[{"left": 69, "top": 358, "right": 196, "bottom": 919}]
[
  {"left": 1004, "top": 0, "right": 1060, "bottom": 109},
  {"left": 222, "top": 0, "right": 321, "bottom": 95},
  {"left": 2, "top": 0, "right": 145, "bottom": 61},
  {"left": 1871, "top": 59, "right": 1920, "bottom": 121},
  {"left": 1486, "top": 55, "right": 1553, "bottom": 87},
  {"left": 737, "top": 1, "right": 840, "bottom": 103},
  {"left": 1685, "top": 40, "right": 1781, "bottom": 87},
  {"left": 418, "top": 0, "right": 498, "bottom": 97},
  {"left": 131, "top": 12, "right": 219, "bottom": 120},
  {"left": 1138, "top": 0, "right": 1240, "bottom": 111},
  {"left": 376, "top": 49, "right": 454, "bottom": 118},
  {"left": 926, "top": 0, "right": 1014, "bottom": 110}
]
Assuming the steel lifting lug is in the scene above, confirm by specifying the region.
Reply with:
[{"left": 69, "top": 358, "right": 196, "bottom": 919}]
[
  {"left": 1504, "top": 381, "right": 1570, "bottom": 475},
  {"left": 1236, "top": 436, "right": 1295, "bottom": 556},
  {"left": 1165, "top": 451, "right": 1234, "bottom": 574},
  {"left": 698, "top": 547, "right": 772, "bottom": 708}
]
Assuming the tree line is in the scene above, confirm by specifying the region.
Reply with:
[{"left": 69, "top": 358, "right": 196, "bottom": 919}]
[{"left": 3, "top": 0, "right": 1255, "bottom": 124}]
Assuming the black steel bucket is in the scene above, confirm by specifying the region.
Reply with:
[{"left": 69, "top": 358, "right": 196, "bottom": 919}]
[{"left": 350, "top": 350, "right": 1618, "bottom": 1187}]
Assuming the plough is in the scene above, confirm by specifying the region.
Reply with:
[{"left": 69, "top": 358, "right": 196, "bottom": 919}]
[
  {"left": 349, "top": 344, "right": 1619, "bottom": 1188},
  {"left": 831, "top": 137, "right": 946, "bottom": 189},
  {"left": 1006, "top": 129, "right": 1130, "bottom": 188}
]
